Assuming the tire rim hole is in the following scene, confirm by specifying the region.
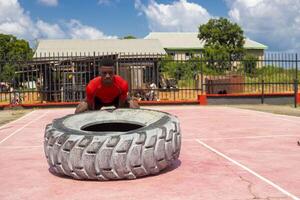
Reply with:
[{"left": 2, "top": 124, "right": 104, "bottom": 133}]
[{"left": 81, "top": 122, "right": 144, "bottom": 132}]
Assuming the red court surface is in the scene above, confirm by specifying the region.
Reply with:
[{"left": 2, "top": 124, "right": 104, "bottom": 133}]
[{"left": 0, "top": 106, "right": 299, "bottom": 200}]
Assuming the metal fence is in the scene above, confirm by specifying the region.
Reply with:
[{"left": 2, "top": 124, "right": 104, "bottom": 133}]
[{"left": 0, "top": 52, "right": 299, "bottom": 106}]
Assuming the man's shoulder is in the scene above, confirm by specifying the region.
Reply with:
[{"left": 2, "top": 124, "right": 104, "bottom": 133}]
[
  {"left": 114, "top": 75, "right": 128, "bottom": 91},
  {"left": 114, "top": 75, "right": 127, "bottom": 84},
  {"left": 87, "top": 77, "right": 101, "bottom": 88},
  {"left": 89, "top": 76, "right": 101, "bottom": 84}
]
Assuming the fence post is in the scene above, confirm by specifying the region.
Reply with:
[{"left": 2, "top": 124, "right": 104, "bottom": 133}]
[
  {"left": 200, "top": 54, "right": 204, "bottom": 95},
  {"left": 294, "top": 53, "right": 298, "bottom": 108},
  {"left": 294, "top": 79, "right": 298, "bottom": 108},
  {"left": 156, "top": 58, "right": 160, "bottom": 100},
  {"left": 93, "top": 52, "right": 96, "bottom": 77},
  {"left": 9, "top": 91, "right": 12, "bottom": 105},
  {"left": 116, "top": 54, "right": 119, "bottom": 75},
  {"left": 261, "top": 79, "right": 265, "bottom": 104}
]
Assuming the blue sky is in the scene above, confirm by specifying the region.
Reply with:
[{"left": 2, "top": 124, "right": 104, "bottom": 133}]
[
  {"left": 1, "top": 0, "right": 300, "bottom": 52},
  {"left": 19, "top": 0, "right": 228, "bottom": 38}
]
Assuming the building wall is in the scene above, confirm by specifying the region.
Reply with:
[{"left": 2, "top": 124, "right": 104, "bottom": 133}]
[
  {"left": 165, "top": 48, "right": 265, "bottom": 62},
  {"left": 244, "top": 49, "right": 265, "bottom": 68},
  {"left": 165, "top": 49, "right": 202, "bottom": 60},
  {"left": 245, "top": 49, "right": 264, "bottom": 60},
  {"left": 164, "top": 48, "right": 265, "bottom": 73}
]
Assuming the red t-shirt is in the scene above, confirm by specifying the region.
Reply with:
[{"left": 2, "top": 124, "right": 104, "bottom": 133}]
[{"left": 86, "top": 75, "right": 128, "bottom": 107}]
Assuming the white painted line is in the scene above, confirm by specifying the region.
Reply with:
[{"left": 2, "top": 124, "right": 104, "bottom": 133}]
[
  {"left": 198, "top": 134, "right": 300, "bottom": 141},
  {"left": 0, "top": 112, "right": 49, "bottom": 145},
  {"left": 181, "top": 138, "right": 197, "bottom": 141},
  {"left": 195, "top": 139, "right": 300, "bottom": 200},
  {"left": 0, "top": 145, "right": 42, "bottom": 149},
  {"left": 0, "top": 110, "right": 36, "bottom": 130}
]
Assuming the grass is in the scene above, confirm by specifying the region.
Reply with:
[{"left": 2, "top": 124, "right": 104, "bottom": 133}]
[
  {"left": 227, "top": 104, "right": 300, "bottom": 117},
  {"left": 0, "top": 108, "right": 32, "bottom": 126}
]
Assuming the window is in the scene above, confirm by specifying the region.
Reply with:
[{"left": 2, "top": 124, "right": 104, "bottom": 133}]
[
  {"left": 185, "top": 52, "right": 193, "bottom": 60},
  {"left": 185, "top": 52, "right": 193, "bottom": 57}
]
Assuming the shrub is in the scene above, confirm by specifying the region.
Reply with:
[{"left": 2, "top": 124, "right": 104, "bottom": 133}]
[{"left": 242, "top": 54, "right": 258, "bottom": 76}]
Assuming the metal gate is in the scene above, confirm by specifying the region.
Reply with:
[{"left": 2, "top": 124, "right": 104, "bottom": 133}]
[{"left": 62, "top": 72, "right": 86, "bottom": 102}]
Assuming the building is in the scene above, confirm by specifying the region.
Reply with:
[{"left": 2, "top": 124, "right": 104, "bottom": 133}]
[
  {"left": 34, "top": 39, "right": 166, "bottom": 57},
  {"left": 145, "top": 32, "right": 268, "bottom": 60},
  {"left": 32, "top": 39, "right": 167, "bottom": 102},
  {"left": 32, "top": 36, "right": 268, "bottom": 101}
]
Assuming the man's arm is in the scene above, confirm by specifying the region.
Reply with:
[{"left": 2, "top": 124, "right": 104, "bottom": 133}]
[
  {"left": 118, "top": 98, "right": 129, "bottom": 108},
  {"left": 117, "top": 77, "right": 139, "bottom": 109},
  {"left": 118, "top": 97, "right": 140, "bottom": 108},
  {"left": 118, "top": 81, "right": 129, "bottom": 108},
  {"left": 85, "top": 83, "right": 95, "bottom": 110},
  {"left": 75, "top": 99, "right": 89, "bottom": 114}
]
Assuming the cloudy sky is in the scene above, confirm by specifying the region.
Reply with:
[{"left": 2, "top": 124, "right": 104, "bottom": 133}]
[{"left": 0, "top": 0, "right": 300, "bottom": 52}]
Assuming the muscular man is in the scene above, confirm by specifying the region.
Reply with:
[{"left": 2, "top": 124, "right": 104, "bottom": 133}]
[{"left": 75, "top": 58, "right": 139, "bottom": 114}]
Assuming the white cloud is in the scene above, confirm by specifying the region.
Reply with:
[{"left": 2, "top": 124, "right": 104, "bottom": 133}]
[
  {"left": 227, "top": 0, "right": 300, "bottom": 52},
  {"left": 36, "top": 19, "right": 118, "bottom": 40},
  {"left": 0, "top": 0, "right": 117, "bottom": 44},
  {"left": 98, "top": 0, "right": 120, "bottom": 5},
  {"left": 98, "top": 0, "right": 110, "bottom": 5},
  {"left": 38, "top": 0, "right": 58, "bottom": 7},
  {"left": 0, "top": 0, "right": 38, "bottom": 40},
  {"left": 135, "top": 0, "right": 212, "bottom": 32},
  {"left": 66, "top": 19, "right": 117, "bottom": 39},
  {"left": 36, "top": 20, "right": 65, "bottom": 38}
]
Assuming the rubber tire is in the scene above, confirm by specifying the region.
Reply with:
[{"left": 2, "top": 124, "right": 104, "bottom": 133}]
[{"left": 44, "top": 108, "right": 181, "bottom": 180}]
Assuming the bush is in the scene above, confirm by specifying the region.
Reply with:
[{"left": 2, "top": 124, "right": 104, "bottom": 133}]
[
  {"left": 202, "top": 46, "right": 231, "bottom": 72},
  {"left": 160, "top": 56, "right": 196, "bottom": 80},
  {"left": 242, "top": 54, "right": 258, "bottom": 76},
  {"left": 256, "top": 66, "right": 295, "bottom": 82},
  {"left": 0, "top": 64, "right": 16, "bottom": 82}
]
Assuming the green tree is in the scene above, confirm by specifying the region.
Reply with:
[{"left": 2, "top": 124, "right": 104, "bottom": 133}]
[
  {"left": 122, "top": 35, "right": 136, "bottom": 39},
  {"left": 202, "top": 45, "right": 230, "bottom": 72},
  {"left": 0, "top": 34, "right": 33, "bottom": 60},
  {"left": 160, "top": 56, "right": 197, "bottom": 80},
  {"left": 242, "top": 54, "right": 258, "bottom": 76},
  {"left": 0, "top": 34, "right": 33, "bottom": 84},
  {"left": 198, "top": 18, "right": 245, "bottom": 71},
  {"left": 0, "top": 64, "right": 16, "bottom": 82}
]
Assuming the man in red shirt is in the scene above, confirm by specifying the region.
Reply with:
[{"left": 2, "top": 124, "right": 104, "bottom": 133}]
[{"left": 75, "top": 58, "right": 139, "bottom": 113}]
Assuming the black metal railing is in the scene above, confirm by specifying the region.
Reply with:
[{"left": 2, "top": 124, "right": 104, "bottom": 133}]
[{"left": 0, "top": 52, "right": 299, "bottom": 106}]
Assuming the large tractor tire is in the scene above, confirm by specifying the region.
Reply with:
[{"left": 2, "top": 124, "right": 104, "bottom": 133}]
[{"left": 44, "top": 109, "right": 181, "bottom": 180}]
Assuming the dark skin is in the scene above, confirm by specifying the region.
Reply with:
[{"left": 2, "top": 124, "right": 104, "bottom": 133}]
[
  {"left": 100, "top": 66, "right": 130, "bottom": 108},
  {"left": 75, "top": 66, "right": 139, "bottom": 114},
  {"left": 101, "top": 66, "right": 114, "bottom": 86}
]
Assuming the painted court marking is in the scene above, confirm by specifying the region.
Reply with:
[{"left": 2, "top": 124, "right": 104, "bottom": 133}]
[
  {"left": 195, "top": 139, "right": 300, "bottom": 200},
  {"left": 198, "top": 134, "right": 300, "bottom": 141},
  {"left": 181, "top": 134, "right": 299, "bottom": 142},
  {"left": 0, "top": 110, "right": 36, "bottom": 130},
  {"left": 0, "top": 145, "right": 42, "bottom": 149},
  {"left": 0, "top": 111, "right": 49, "bottom": 145}
]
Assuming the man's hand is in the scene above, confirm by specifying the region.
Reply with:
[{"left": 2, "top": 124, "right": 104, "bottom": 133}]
[
  {"left": 128, "top": 100, "right": 140, "bottom": 108},
  {"left": 75, "top": 101, "right": 89, "bottom": 114},
  {"left": 118, "top": 99, "right": 139, "bottom": 109},
  {"left": 118, "top": 99, "right": 129, "bottom": 108}
]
